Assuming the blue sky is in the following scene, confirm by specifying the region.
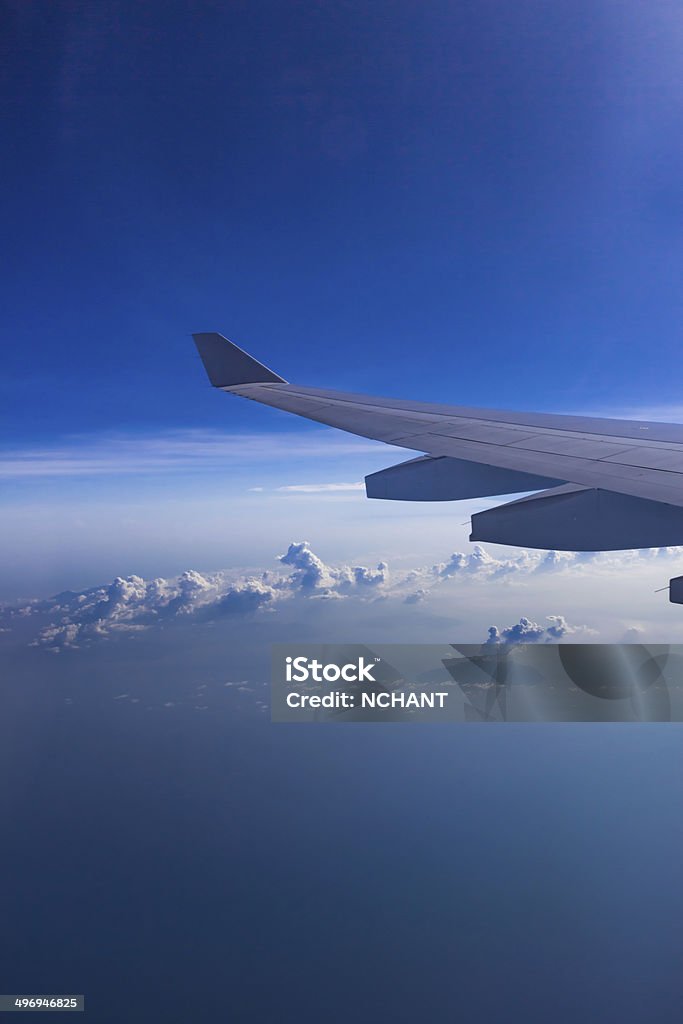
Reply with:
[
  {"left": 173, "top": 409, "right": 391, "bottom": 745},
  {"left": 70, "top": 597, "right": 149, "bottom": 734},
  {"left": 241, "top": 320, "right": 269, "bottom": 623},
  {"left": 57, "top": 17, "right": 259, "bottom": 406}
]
[
  {"left": 3, "top": 0, "right": 682, "bottom": 445},
  {"left": 2, "top": 1, "right": 683, "bottom": 620}
]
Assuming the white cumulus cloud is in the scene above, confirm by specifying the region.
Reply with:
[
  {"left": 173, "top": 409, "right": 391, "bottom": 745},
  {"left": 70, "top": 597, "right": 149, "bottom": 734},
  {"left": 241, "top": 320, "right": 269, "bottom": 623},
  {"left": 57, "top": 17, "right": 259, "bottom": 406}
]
[
  {"left": 485, "top": 615, "right": 595, "bottom": 645},
  {"left": 2, "top": 536, "right": 681, "bottom": 651}
]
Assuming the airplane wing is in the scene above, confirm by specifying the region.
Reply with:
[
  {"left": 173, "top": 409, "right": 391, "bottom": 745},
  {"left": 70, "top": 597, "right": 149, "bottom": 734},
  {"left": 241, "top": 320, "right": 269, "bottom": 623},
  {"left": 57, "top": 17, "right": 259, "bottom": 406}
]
[{"left": 193, "top": 332, "right": 683, "bottom": 553}]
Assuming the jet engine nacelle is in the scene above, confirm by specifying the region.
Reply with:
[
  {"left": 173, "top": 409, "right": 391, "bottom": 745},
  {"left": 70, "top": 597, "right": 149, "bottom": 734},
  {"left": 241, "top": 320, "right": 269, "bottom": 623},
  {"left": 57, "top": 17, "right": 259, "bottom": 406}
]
[
  {"left": 365, "top": 455, "right": 562, "bottom": 502},
  {"left": 471, "top": 483, "right": 683, "bottom": 551}
]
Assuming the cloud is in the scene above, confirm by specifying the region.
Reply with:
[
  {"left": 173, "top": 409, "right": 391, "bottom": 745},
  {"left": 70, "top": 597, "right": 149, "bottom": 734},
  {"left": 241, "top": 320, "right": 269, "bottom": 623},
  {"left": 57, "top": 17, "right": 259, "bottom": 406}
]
[
  {"left": 429, "top": 542, "right": 683, "bottom": 587},
  {"left": 348, "top": 562, "right": 388, "bottom": 588},
  {"left": 275, "top": 482, "right": 365, "bottom": 493},
  {"left": 435, "top": 545, "right": 500, "bottom": 577},
  {"left": 278, "top": 541, "right": 334, "bottom": 591},
  {"left": 0, "top": 430, "right": 385, "bottom": 479},
  {"left": 485, "top": 615, "right": 594, "bottom": 645},
  {"left": 534, "top": 550, "right": 579, "bottom": 573},
  {"left": 278, "top": 541, "right": 388, "bottom": 594},
  {"left": 14, "top": 566, "right": 279, "bottom": 650},
  {"left": 209, "top": 581, "right": 275, "bottom": 617},
  {"left": 3, "top": 534, "right": 680, "bottom": 651},
  {"left": 5, "top": 540, "right": 393, "bottom": 649},
  {"left": 432, "top": 544, "right": 562, "bottom": 580}
]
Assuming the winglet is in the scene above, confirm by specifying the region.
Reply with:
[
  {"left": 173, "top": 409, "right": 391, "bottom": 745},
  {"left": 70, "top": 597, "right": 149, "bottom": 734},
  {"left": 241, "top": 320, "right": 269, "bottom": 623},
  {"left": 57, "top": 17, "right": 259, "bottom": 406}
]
[{"left": 192, "top": 332, "right": 287, "bottom": 387}]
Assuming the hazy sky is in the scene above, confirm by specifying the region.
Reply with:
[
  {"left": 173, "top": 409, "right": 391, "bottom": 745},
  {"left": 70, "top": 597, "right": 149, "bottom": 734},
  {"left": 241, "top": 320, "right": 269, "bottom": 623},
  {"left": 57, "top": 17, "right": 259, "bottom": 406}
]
[{"left": 2, "top": 635, "right": 681, "bottom": 1021}]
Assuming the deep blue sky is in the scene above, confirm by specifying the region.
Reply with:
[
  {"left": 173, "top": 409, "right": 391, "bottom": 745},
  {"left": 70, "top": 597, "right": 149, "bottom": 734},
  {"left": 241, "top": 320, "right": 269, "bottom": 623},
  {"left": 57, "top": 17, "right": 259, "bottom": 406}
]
[{"left": 3, "top": 1, "right": 682, "bottom": 443}]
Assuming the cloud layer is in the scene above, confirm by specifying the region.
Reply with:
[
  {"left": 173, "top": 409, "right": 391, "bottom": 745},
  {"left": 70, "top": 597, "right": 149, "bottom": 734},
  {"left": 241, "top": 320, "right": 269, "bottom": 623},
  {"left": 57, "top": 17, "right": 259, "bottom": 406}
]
[
  {"left": 0, "top": 429, "right": 385, "bottom": 479},
  {"left": 1, "top": 541, "right": 393, "bottom": 649},
  {"left": 2, "top": 537, "right": 676, "bottom": 651}
]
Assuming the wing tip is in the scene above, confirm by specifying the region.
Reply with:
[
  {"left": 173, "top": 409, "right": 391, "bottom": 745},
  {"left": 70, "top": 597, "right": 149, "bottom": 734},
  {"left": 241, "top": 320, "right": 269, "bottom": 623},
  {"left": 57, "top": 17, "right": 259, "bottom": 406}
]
[{"left": 192, "top": 332, "right": 286, "bottom": 387}]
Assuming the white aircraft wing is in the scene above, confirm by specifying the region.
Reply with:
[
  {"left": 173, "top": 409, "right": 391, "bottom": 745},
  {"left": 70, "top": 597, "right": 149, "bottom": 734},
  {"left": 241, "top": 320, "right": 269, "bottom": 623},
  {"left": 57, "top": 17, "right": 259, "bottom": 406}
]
[{"left": 193, "top": 332, "right": 683, "bottom": 552}]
